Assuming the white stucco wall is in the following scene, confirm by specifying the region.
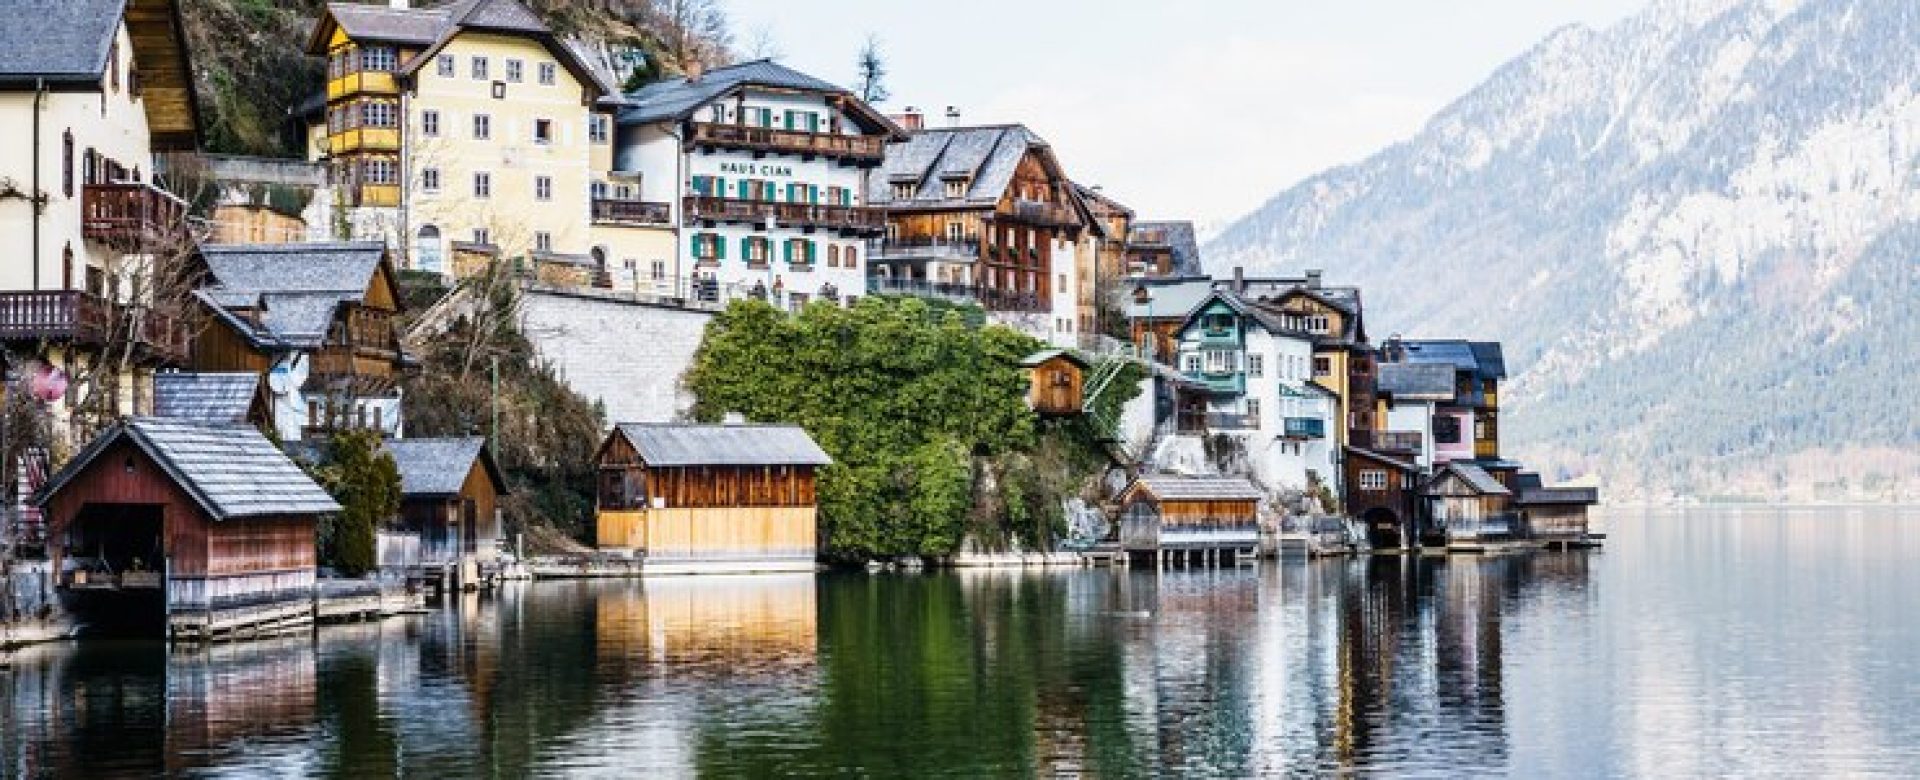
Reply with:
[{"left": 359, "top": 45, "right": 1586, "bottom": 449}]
[{"left": 518, "top": 288, "right": 712, "bottom": 424}]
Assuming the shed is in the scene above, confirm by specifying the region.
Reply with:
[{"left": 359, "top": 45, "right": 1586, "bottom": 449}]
[
  {"left": 1423, "top": 462, "right": 1515, "bottom": 544},
  {"left": 1020, "top": 349, "right": 1090, "bottom": 416},
  {"left": 1514, "top": 473, "right": 1601, "bottom": 543},
  {"left": 37, "top": 418, "right": 340, "bottom": 639},
  {"left": 1117, "top": 475, "right": 1263, "bottom": 563},
  {"left": 595, "top": 423, "right": 832, "bottom": 572},
  {"left": 385, "top": 437, "right": 509, "bottom": 572}
]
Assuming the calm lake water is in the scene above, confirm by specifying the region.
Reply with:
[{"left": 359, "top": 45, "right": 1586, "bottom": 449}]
[{"left": 4, "top": 506, "right": 1920, "bottom": 777}]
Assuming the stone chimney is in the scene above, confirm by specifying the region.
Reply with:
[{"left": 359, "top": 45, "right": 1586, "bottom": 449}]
[
  {"left": 1306, "top": 268, "right": 1323, "bottom": 289},
  {"left": 1232, "top": 266, "right": 1245, "bottom": 293},
  {"left": 890, "top": 107, "right": 924, "bottom": 132}
]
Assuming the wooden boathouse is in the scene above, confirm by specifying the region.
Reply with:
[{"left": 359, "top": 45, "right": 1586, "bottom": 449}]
[
  {"left": 1118, "top": 475, "right": 1264, "bottom": 567},
  {"left": 37, "top": 418, "right": 340, "bottom": 640},
  {"left": 1424, "top": 462, "right": 1515, "bottom": 550},
  {"left": 1514, "top": 473, "right": 1602, "bottom": 547},
  {"left": 1020, "top": 349, "right": 1090, "bottom": 416},
  {"left": 595, "top": 423, "right": 831, "bottom": 573},
  {"left": 384, "top": 437, "right": 508, "bottom": 586}
]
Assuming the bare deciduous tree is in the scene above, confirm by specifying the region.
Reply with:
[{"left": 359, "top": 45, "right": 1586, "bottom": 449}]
[{"left": 857, "top": 34, "right": 890, "bottom": 105}]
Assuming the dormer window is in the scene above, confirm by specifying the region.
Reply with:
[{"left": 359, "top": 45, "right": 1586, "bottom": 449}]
[
  {"left": 944, "top": 178, "right": 968, "bottom": 199},
  {"left": 891, "top": 182, "right": 915, "bottom": 200}
]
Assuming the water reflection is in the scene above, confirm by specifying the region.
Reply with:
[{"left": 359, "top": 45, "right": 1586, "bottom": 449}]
[{"left": 2, "top": 508, "right": 1919, "bottom": 776}]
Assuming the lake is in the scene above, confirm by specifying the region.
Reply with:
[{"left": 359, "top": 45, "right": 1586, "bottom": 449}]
[{"left": 4, "top": 506, "right": 1919, "bottom": 777}]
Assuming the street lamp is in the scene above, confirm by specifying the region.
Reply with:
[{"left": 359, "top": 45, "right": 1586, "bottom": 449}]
[{"left": 1131, "top": 278, "right": 1154, "bottom": 361}]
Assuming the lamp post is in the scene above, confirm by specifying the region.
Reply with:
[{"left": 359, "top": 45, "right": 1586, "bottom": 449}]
[{"left": 1130, "top": 278, "right": 1154, "bottom": 361}]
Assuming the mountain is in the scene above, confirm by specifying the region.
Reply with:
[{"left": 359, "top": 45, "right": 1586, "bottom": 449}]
[{"left": 1206, "top": 0, "right": 1920, "bottom": 502}]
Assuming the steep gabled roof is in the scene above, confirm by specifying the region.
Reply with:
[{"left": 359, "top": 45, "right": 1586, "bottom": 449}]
[
  {"left": 617, "top": 59, "right": 900, "bottom": 136},
  {"left": 1425, "top": 462, "right": 1511, "bottom": 497},
  {"left": 310, "top": 0, "right": 613, "bottom": 96},
  {"left": 38, "top": 418, "right": 340, "bottom": 520},
  {"left": 198, "top": 242, "right": 397, "bottom": 350},
  {"left": 386, "top": 437, "right": 507, "bottom": 498},
  {"left": 1345, "top": 446, "right": 1419, "bottom": 472},
  {"left": 868, "top": 124, "right": 1075, "bottom": 212},
  {"left": 1177, "top": 290, "right": 1310, "bottom": 341},
  {"left": 0, "top": 0, "right": 127, "bottom": 85},
  {"left": 313, "top": 2, "right": 449, "bottom": 47},
  {"left": 1396, "top": 339, "right": 1504, "bottom": 380},
  {"left": 1377, "top": 363, "right": 1456, "bottom": 400},
  {"left": 612, "top": 423, "right": 833, "bottom": 468},
  {"left": 153, "top": 372, "right": 265, "bottom": 425},
  {"left": 1018, "top": 349, "right": 1090, "bottom": 370}
]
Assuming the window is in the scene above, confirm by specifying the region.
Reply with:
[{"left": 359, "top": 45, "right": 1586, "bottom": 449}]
[
  {"left": 1203, "top": 349, "right": 1236, "bottom": 374},
  {"left": 650, "top": 260, "right": 666, "bottom": 280},
  {"left": 691, "top": 232, "right": 722, "bottom": 261},
  {"left": 591, "top": 181, "right": 608, "bottom": 199},
  {"left": 534, "top": 118, "right": 553, "bottom": 145},
  {"left": 944, "top": 179, "right": 967, "bottom": 198},
  {"left": 471, "top": 56, "right": 489, "bottom": 80},
  {"left": 472, "top": 114, "right": 491, "bottom": 140},
  {"left": 786, "top": 239, "right": 814, "bottom": 266},
  {"left": 365, "top": 158, "right": 396, "bottom": 185},
  {"left": 421, "top": 167, "right": 441, "bottom": 192},
  {"left": 538, "top": 62, "right": 557, "bottom": 85},
  {"left": 945, "top": 221, "right": 965, "bottom": 241},
  {"left": 743, "top": 236, "right": 771, "bottom": 264},
  {"left": 473, "top": 227, "right": 491, "bottom": 245},
  {"left": 1058, "top": 274, "right": 1067, "bottom": 292},
  {"left": 1308, "top": 315, "right": 1330, "bottom": 333},
  {"left": 1205, "top": 313, "right": 1233, "bottom": 334},
  {"left": 1248, "top": 354, "right": 1264, "bottom": 377},
  {"left": 437, "top": 54, "right": 455, "bottom": 77},
  {"left": 1476, "top": 415, "right": 1498, "bottom": 442},
  {"left": 535, "top": 175, "right": 553, "bottom": 201},
  {"left": 108, "top": 43, "right": 119, "bottom": 90},
  {"left": 891, "top": 182, "right": 914, "bottom": 199},
  {"left": 505, "top": 59, "right": 523, "bottom": 83},
  {"left": 473, "top": 171, "right": 491, "bottom": 198},
  {"left": 1434, "top": 415, "right": 1462, "bottom": 444},
  {"left": 422, "top": 109, "right": 440, "bottom": 137},
  {"left": 589, "top": 114, "right": 609, "bottom": 144},
  {"left": 827, "top": 245, "right": 841, "bottom": 268},
  {"left": 415, "top": 225, "right": 443, "bottom": 272},
  {"left": 1182, "top": 353, "right": 1201, "bottom": 374},
  {"left": 1359, "top": 470, "right": 1389, "bottom": 491},
  {"left": 360, "top": 46, "right": 396, "bottom": 72},
  {"left": 1313, "top": 356, "right": 1331, "bottom": 376},
  {"left": 1246, "top": 398, "right": 1261, "bottom": 420},
  {"left": 535, "top": 231, "right": 552, "bottom": 252},
  {"left": 844, "top": 246, "right": 857, "bottom": 267},
  {"left": 362, "top": 101, "right": 397, "bottom": 128}
]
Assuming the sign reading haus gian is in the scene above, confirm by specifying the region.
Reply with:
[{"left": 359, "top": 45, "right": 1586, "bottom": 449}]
[{"left": 718, "top": 161, "right": 795, "bottom": 178}]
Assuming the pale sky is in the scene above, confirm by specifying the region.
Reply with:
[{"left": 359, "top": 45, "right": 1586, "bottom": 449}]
[{"left": 722, "top": 0, "right": 1651, "bottom": 230}]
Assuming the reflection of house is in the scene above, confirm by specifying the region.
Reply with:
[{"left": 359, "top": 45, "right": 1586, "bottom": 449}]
[
  {"left": 37, "top": 418, "right": 340, "bottom": 639},
  {"left": 869, "top": 121, "right": 1090, "bottom": 346},
  {"left": 1020, "top": 349, "right": 1088, "bottom": 416},
  {"left": 191, "top": 242, "right": 412, "bottom": 442},
  {"left": 595, "top": 423, "right": 831, "bottom": 573},
  {"left": 594, "top": 574, "right": 818, "bottom": 669},
  {"left": 386, "top": 437, "right": 508, "bottom": 579},
  {"left": 1118, "top": 475, "right": 1262, "bottom": 564},
  {"left": 153, "top": 371, "right": 272, "bottom": 428}
]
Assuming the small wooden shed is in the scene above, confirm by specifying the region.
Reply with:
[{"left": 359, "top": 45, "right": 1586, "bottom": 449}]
[
  {"left": 1514, "top": 473, "right": 1601, "bottom": 545},
  {"left": 1424, "top": 462, "right": 1515, "bottom": 545},
  {"left": 37, "top": 418, "right": 341, "bottom": 639},
  {"left": 1118, "top": 475, "right": 1264, "bottom": 565},
  {"left": 385, "top": 437, "right": 509, "bottom": 575},
  {"left": 1019, "top": 349, "right": 1090, "bottom": 416},
  {"left": 595, "top": 423, "right": 832, "bottom": 573}
]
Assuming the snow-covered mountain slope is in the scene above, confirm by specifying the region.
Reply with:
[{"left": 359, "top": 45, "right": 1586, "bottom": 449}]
[{"left": 1206, "top": 0, "right": 1920, "bottom": 501}]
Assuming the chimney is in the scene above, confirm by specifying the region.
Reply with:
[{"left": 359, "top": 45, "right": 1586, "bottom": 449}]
[
  {"left": 890, "top": 106, "right": 924, "bottom": 132},
  {"left": 1232, "top": 266, "right": 1245, "bottom": 293},
  {"left": 945, "top": 105, "right": 961, "bottom": 127},
  {"left": 684, "top": 59, "right": 704, "bottom": 82},
  {"left": 1306, "top": 268, "right": 1322, "bottom": 289}
]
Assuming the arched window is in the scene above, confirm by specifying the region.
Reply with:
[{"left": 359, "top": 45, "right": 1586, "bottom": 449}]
[{"left": 415, "top": 225, "right": 443, "bottom": 273}]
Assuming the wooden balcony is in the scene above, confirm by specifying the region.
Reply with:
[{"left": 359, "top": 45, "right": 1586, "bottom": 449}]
[
  {"left": 0, "top": 291, "right": 189, "bottom": 364},
  {"left": 867, "top": 237, "right": 981, "bottom": 260},
  {"left": 687, "top": 121, "right": 886, "bottom": 164},
  {"left": 1001, "top": 199, "right": 1077, "bottom": 227},
  {"left": 592, "top": 198, "right": 673, "bottom": 226},
  {"left": 83, "top": 182, "right": 188, "bottom": 244},
  {"left": 682, "top": 196, "right": 886, "bottom": 235}
]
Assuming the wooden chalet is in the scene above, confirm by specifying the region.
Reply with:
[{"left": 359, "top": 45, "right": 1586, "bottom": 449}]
[
  {"left": 36, "top": 418, "right": 340, "bottom": 640},
  {"left": 595, "top": 423, "right": 832, "bottom": 573},
  {"left": 191, "top": 242, "right": 412, "bottom": 442},
  {"left": 1344, "top": 446, "right": 1421, "bottom": 549},
  {"left": 1514, "top": 473, "right": 1602, "bottom": 547},
  {"left": 385, "top": 437, "right": 509, "bottom": 582},
  {"left": 1423, "top": 462, "right": 1515, "bottom": 549},
  {"left": 1118, "top": 475, "right": 1263, "bottom": 566},
  {"left": 1020, "top": 349, "right": 1090, "bottom": 416}
]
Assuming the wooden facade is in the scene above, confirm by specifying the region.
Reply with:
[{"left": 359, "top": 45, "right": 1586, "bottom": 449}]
[
  {"left": 594, "top": 425, "right": 828, "bottom": 570},
  {"left": 1117, "top": 477, "right": 1262, "bottom": 562},
  {"left": 1424, "top": 464, "right": 1515, "bottom": 546},
  {"left": 1021, "top": 350, "right": 1089, "bottom": 416},
  {"left": 1344, "top": 446, "right": 1419, "bottom": 548}
]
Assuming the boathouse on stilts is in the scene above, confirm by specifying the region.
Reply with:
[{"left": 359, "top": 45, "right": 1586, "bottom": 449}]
[
  {"left": 37, "top": 418, "right": 340, "bottom": 640},
  {"left": 1118, "top": 475, "right": 1264, "bottom": 568}
]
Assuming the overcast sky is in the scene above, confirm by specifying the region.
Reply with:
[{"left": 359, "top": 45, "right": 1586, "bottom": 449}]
[{"left": 722, "top": 0, "right": 1651, "bottom": 230}]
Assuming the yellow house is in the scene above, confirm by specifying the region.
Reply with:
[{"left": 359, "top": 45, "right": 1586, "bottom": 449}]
[
  {"left": 0, "top": 0, "right": 200, "bottom": 445},
  {"left": 305, "top": 0, "right": 616, "bottom": 277},
  {"left": 595, "top": 423, "right": 831, "bottom": 574}
]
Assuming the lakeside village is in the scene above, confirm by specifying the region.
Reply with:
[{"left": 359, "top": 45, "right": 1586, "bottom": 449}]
[{"left": 0, "top": 0, "right": 1598, "bottom": 646}]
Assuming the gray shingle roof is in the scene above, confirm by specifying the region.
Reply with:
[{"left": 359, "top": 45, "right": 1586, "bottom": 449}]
[
  {"left": 1397, "top": 339, "right": 1505, "bottom": 380},
  {"left": 202, "top": 242, "right": 386, "bottom": 294},
  {"left": 1130, "top": 475, "right": 1265, "bottom": 503},
  {"left": 1429, "top": 463, "right": 1511, "bottom": 496},
  {"left": 1517, "top": 487, "right": 1600, "bottom": 506},
  {"left": 324, "top": 2, "right": 449, "bottom": 45},
  {"left": 38, "top": 418, "right": 340, "bottom": 520},
  {"left": 0, "top": 0, "right": 125, "bottom": 85},
  {"left": 1018, "top": 349, "right": 1089, "bottom": 369},
  {"left": 618, "top": 59, "right": 882, "bottom": 130},
  {"left": 1128, "top": 221, "right": 1203, "bottom": 276},
  {"left": 1123, "top": 278, "right": 1214, "bottom": 321},
  {"left": 1378, "top": 363, "right": 1456, "bottom": 400},
  {"left": 153, "top": 372, "right": 261, "bottom": 425},
  {"left": 386, "top": 437, "right": 494, "bottom": 497},
  {"left": 615, "top": 423, "right": 832, "bottom": 467},
  {"left": 869, "top": 125, "right": 1056, "bottom": 208}
]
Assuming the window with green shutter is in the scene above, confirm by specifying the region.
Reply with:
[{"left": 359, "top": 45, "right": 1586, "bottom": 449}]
[
  {"left": 715, "top": 234, "right": 726, "bottom": 260},
  {"left": 714, "top": 177, "right": 726, "bottom": 199},
  {"left": 806, "top": 113, "right": 819, "bottom": 132}
]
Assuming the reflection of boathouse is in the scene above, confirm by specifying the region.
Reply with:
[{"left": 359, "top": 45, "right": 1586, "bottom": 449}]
[
  {"left": 37, "top": 418, "right": 340, "bottom": 639},
  {"left": 1118, "top": 475, "right": 1263, "bottom": 565},
  {"left": 594, "top": 423, "right": 831, "bottom": 573}
]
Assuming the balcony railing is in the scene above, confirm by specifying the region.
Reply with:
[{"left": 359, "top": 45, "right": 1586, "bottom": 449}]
[
  {"left": 867, "top": 277, "right": 979, "bottom": 304},
  {"left": 83, "top": 182, "right": 188, "bottom": 243},
  {"left": 592, "top": 198, "right": 673, "bottom": 226},
  {"left": 867, "top": 237, "right": 982, "bottom": 260},
  {"left": 1003, "top": 198, "right": 1077, "bottom": 227},
  {"left": 1283, "top": 417, "right": 1326, "bottom": 439},
  {"left": 0, "top": 291, "right": 189, "bottom": 364},
  {"left": 686, "top": 121, "right": 886, "bottom": 163},
  {"left": 1375, "top": 430, "right": 1424, "bottom": 452},
  {"left": 683, "top": 196, "right": 886, "bottom": 234}
]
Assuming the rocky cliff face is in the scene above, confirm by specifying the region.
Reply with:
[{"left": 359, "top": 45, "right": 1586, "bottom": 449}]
[{"left": 1207, "top": 0, "right": 1920, "bottom": 501}]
